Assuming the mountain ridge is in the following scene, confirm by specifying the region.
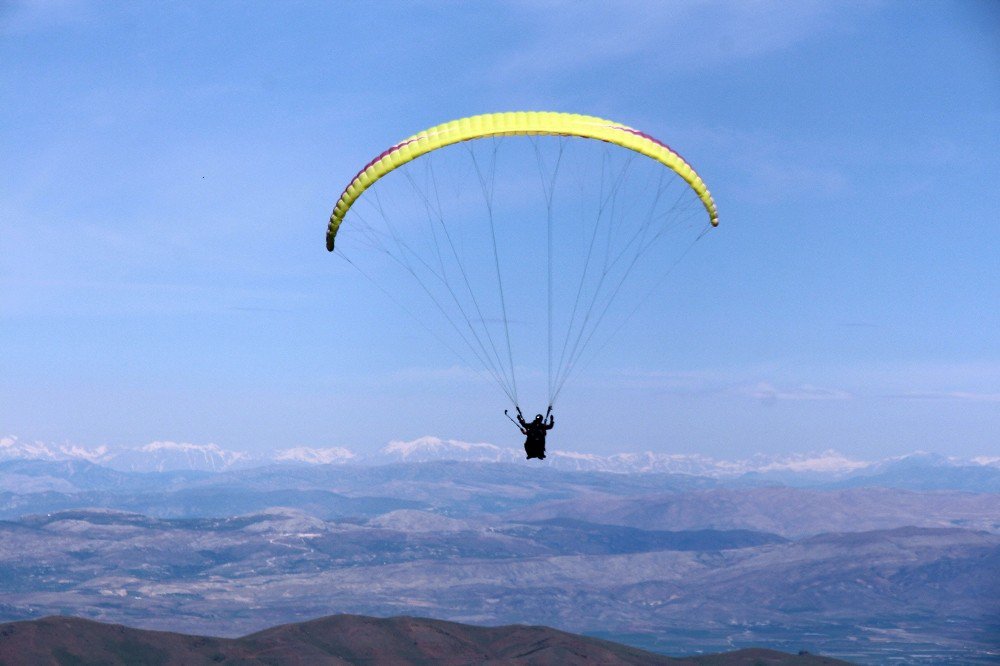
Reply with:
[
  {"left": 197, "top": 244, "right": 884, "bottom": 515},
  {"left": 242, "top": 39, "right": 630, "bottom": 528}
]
[
  {"left": 0, "top": 614, "right": 852, "bottom": 665},
  {"left": 4, "top": 434, "right": 998, "bottom": 489}
]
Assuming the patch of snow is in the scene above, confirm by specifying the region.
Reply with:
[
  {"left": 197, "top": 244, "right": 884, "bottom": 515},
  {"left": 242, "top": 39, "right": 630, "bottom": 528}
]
[
  {"left": 756, "top": 450, "right": 870, "bottom": 474},
  {"left": 380, "top": 436, "right": 521, "bottom": 463},
  {"left": 274, "top": 446, "right": 356, "bottom": 464}
]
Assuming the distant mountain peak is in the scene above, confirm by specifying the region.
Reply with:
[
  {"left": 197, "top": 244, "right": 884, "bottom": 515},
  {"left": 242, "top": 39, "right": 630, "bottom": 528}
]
[
  {"left": 1, "top": 435, "right": 256, "bottom": 473},
  {"left": 753, "top": 449, "right": 870, "bottom": 474},
  {"left": 1, "top": 435, "right": 108, "bottom": 463},
  {"left": 380, "top": 436, "right": 519, "bottom": 463},
  {"left": 4, "top": 433, "right": 998, "bottom": 489}
]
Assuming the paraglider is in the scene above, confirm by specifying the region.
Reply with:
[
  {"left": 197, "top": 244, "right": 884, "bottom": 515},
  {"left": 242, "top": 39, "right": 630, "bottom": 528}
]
[
  {"left": 516, "top": 408, "right": 554, "bottom": 460},
  {"left": 326, "top": 112, "right": 718, "bottom": 459}
]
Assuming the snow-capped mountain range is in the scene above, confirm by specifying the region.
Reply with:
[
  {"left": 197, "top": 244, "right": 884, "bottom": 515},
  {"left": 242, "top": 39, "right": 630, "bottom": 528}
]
[{"left": 2, "top": 434, "right": 997, "bottom": 480}]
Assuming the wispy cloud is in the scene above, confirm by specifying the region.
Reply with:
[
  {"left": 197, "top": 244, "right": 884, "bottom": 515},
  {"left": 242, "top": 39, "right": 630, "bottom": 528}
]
[
  {"left": 673, "top": 125, "right": 853, "bottom": 203},
  {"left": 743, "top": 381, "right": 853, "bottom": 403},
  {"left": 847, "top": 362, "right": 1000, "bottom": 404},
  {"left": 593, "top": 369, "right": 857, "bottom": 403},
  {"left": 602, "top": 368, "right": 737, "bottom": 395},
  {"left": 733, "top": 159, "right": 850, "bottom": 203},
  {"left": 495, "top": 0, "right": 871, "bottom": 79},
  {"left": 895, "top": 391, "right": 1000, "bottom": 403},
  {"left": 386, "top": 365, "right": 486, "bottom": 384},
  {"left": 0, "top": 0, "right": 94, "bottom": 36},
  {"left": 582, "top": 363, "right": 998, "bottom": 414}
]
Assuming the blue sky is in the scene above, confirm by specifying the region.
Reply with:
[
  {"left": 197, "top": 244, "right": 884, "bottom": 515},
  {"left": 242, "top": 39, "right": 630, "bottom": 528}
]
[{"left": 1, "top": 1, "right": 997, "bottom": 458}]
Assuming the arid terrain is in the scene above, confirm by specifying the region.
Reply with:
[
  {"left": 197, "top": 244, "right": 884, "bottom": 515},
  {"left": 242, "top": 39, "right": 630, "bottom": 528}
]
[{"left": 2, "top": 451, "right": 998, "bottom": 663}]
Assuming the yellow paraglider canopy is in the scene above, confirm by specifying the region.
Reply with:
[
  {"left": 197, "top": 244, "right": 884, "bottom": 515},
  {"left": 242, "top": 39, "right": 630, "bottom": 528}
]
[{"left": 326, "top": 111, "right": 718, "bottom": 251}]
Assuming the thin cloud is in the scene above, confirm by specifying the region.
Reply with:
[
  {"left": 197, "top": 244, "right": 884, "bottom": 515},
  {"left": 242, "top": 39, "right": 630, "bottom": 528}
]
[
  {"left": 603, "top": 368, "right": 736, "bottom": 395},
  {"left": 895, "top": 391, "right": 1000, "bottom": 403},
  {"left": 734, "top": 159, "right": 850, "bottom": 203},
  {"left": 495, "top": 1, "right": 875, "bottom": 79},
  {"left": 745, "top": 381, "right": 853, "bottom": 402},
  {"left": 386, "top": 365, "right": 486, "bottom": 383},
  {"left": 0, "top": 0, "right": 94, "bottom": 36},
  {"left": 674, "top": 125, "right": 853, "bottom": 203}
]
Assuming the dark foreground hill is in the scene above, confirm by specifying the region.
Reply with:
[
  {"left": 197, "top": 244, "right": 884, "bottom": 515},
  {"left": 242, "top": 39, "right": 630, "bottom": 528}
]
[{"left": 0, "top": 615, "right": 850, "bottom": 665}]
